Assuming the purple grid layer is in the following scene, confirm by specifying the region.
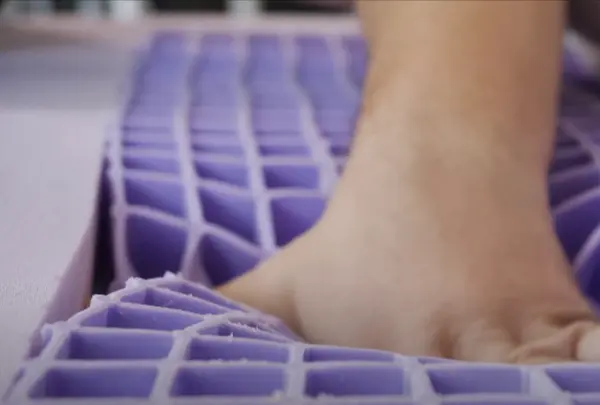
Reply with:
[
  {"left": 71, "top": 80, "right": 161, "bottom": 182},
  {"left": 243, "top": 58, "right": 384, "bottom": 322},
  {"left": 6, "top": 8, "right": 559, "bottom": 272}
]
[
  {"left": 7, "top": 274, "right": 600, "bottom": 404},
  {"left": 7, "top": 31, "right": 600, "bottom": 404}
]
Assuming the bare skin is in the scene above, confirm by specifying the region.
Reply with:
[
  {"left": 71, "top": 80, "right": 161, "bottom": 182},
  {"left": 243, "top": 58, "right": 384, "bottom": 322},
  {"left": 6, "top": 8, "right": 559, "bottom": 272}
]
[{"left": 218, "top": 0, "right": 600, "bottom": 363}]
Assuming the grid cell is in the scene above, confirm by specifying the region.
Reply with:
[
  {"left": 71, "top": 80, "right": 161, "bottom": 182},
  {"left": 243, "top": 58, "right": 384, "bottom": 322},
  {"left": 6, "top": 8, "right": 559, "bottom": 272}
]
[
  {"left": 546, "top": 367, "right": 600, "bottom": 393},
  {"left": 427, "top": 367, "right": 526, "bottom": 395},
  {"left": 81, "top": 304, "right": 203, "bottom": 331},
  {"left": 304, "top": 347, "right": 394, "bottom": 363},
  {"left": 121, "top": 287, "right": 229, "bottom": 316},
  {"left": 259, "top": 143, "right": 310, "bottom": 156},
  {"left": 124, "top": 177, "right": 186, "bottom": 217},
  {"left": 549, "top": 166, "right": 599, "bottom": 206},
  {"left": 123, "top": 155, "right": 180, "bottom": 174},
  {"left": 186, "top": 338, "right": 289, "bottom": 363},
  {"left": 192, "top": 141, "right": 245, "bottom": 156},
  {"left": 202, "top": 327, "right": 286, "bottom": 343},
  {"left": 199, "top": 186, "right": 257, "bottom": 243},
  {"left": 194, "top": 159, "right": 249, "bottom": 188},
  {"left": 305, "top": 366, "right": 406, "bottom": 397},
  {"left": 171, "top": 366, "right": 285, "bottom": 397},
  {"left": 197, "top": 233, "right": 261, "bottom": 285},
  {"left": 271, "top": 196, "right": 326, "bottom": 247},
  {"left": 29, "top": 367, "right": 157, "bottom": 398},
  {"left": 264, "top": 164, "right": 320, "bottom": 189},
  {"left": 126, "top": 214, "right": 187, "bottom": 278},
  {"left": 57, "top": 330, "right": 173, "bottom": 360}
]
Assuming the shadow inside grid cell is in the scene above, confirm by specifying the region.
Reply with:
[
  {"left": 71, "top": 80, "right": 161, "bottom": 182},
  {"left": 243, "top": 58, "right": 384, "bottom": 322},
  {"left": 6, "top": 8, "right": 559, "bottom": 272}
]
[
  {"left": 125, "top": 214, "right": 187, "bottom": 278},
  {"left": 554, "top": 190, "right": 600, "bottom": 261},
  {"left": 171, "top": 366, "right": 285, "bottom": 397},
  {"left": 550, "top": 150, "right": 592, "bottom": 175},
  {"left": 80, "top": 304, "right": 202, "bottom": 331},
  {"left": 57, "top": 330, "right": 173, "bottom": 360},
  {"left": 186, "top": 338, "right": 289, "bottom": 363},
  {"left": 122, "top": 137, "right": 177, "bottom": 151},
  {"left": 305, "top": 366, "right": 405, "bottom": 397},
  {"left": 194, "top": 159, "right": 250, "bottom": 187},
  {"left": 197, "top": 233, "right": 261, "bottom": 286},
  {"left": 29, "top": 367, "right": 157, "bottom": 398},
  {"left": 120, "top": 287, "right": 229, "bottom": 316},
  {"left": 263, "top": 164, "right": 320, "bottom": 189},
  {"left": 549, "top": 166, "right": 599, "bottom": 207},
  {"left": 192, "top": 142, "right": 245, "bottom": 156},
  {"left": 427, "top": 367, "right": 526, "bottom": 395},
  {"left": 271, "top": 196, "right": 325, "bottom": 247},
  {"left": 546, "top": 367, "right": 600, "bottom": 393},
  {"left": 124, "top": 177, "right": 187, "bottom": 218},
  {"left": 123, "top": 155, "right": 180, "bottom": 174},
  {"left": 198, "top": 186, "right": 257, "bottom": 243},
  {"left": 304, "top": 346, "right": 394, "bottom": 363},
  {"left": 259, "top": 143, "right": 310, "bottom": 156}
]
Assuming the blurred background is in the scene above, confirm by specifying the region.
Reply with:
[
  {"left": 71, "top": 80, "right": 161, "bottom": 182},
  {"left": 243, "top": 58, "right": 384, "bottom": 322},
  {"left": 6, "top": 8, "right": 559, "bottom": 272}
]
[{"left": 0, "top": 0, "right": 353, "bottom": 18}]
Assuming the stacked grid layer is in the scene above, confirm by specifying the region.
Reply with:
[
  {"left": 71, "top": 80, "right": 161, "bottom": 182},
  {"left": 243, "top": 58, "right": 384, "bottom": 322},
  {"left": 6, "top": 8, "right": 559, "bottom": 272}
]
[{"left": 8, "top": 273, "right": 600, "bottom": 404}]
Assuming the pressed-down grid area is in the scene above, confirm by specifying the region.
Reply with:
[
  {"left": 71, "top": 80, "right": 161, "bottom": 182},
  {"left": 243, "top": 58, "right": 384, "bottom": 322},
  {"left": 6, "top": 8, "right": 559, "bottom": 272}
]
[
  {"left": 7, "top": 30, "right": 600, "bottom": 403},
  {"left": 106, "top": 31, "right": 600, "bottom": 304},
  {"left": 7, "top": 274, "right": 600, "bottom": 404}
]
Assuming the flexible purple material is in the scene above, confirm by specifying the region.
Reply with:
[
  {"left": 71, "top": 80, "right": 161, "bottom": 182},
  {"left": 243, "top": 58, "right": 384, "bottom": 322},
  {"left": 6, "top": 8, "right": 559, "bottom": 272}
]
[{"left": 6, "top": 32, "right": 600, "bottom": 404}]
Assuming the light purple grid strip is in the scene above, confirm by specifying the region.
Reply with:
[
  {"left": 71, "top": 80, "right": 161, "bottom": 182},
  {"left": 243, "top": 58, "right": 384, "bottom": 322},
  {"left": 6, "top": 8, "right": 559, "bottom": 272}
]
[{"left": 8, "top": 273, "right": 600, "bottom": 404}]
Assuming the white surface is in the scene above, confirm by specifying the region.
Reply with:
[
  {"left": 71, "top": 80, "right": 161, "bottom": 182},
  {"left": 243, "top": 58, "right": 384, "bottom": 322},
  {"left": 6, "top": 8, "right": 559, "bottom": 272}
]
[
  {"left": 0, "top": 113, "right": 106, "bottom": 397},
  {"left": 0, "top": 15, "right": 360, "bottom": 398},
  {"left": 0, "top": 27, "right": 132, "bottom": 397}
]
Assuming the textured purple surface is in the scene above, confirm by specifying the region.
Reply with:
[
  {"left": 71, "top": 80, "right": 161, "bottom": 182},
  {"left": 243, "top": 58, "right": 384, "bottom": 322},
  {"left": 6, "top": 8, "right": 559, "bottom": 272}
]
[
  {"left": 105, "top": 32, "right": 346, "bottom": 290},
  {"left": 7, "top": 274, "right": 600, "bottom": 404},
  {"left": 7, "top": 31, "right": 600, "bottom": 404}
]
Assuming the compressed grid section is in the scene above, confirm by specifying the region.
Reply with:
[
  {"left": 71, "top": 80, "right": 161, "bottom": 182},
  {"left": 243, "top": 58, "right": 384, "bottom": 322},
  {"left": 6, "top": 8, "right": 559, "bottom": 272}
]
[
  {"left": 107, "top": 31, "right": 600, "bottom": 305},
  {"left": 12, "top": 30, "right": 600, "bottom": 404},
  {"left": 7, "top": 274, "right": 600, "bottom": 404}
]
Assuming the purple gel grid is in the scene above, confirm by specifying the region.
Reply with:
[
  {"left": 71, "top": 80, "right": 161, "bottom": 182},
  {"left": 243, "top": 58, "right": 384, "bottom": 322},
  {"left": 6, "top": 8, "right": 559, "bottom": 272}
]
[
  {"left": 6, "top": 31, "right": 600, "bottom": 404},
  {"left": 8, "top": 274, "right": 600, "bottom": 405}
]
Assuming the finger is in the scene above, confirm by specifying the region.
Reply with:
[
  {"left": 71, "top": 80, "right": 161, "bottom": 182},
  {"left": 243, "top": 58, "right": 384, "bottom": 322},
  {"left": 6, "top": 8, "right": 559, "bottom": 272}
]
[{"left": 510, "top": 321, "right": 599, "bottom": 364}]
